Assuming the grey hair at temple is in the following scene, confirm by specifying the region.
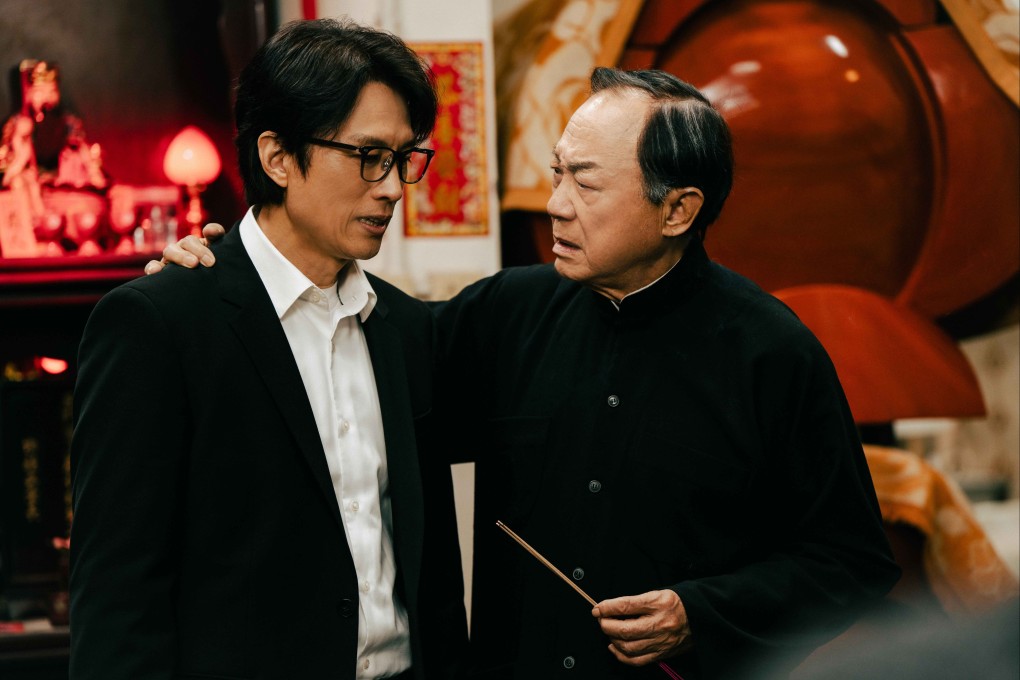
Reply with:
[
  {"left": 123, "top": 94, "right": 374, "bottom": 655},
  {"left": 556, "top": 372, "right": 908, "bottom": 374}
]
[{"left": 589, "top": 67, "right": 734, "bottom": 239}]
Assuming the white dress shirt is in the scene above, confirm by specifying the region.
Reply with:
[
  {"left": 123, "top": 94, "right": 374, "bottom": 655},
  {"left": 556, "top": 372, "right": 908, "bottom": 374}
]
[{"left": 240, "top": 208, "right": 411, "bottom": 679}]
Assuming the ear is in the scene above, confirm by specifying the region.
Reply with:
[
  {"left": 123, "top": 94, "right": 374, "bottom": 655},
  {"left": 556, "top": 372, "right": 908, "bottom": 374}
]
[
  {"left": 661, "top": 187, "right": 705, "bottom": 238},
  {"left": 257, "top": 131, "right": 292, "bottom": 189}
]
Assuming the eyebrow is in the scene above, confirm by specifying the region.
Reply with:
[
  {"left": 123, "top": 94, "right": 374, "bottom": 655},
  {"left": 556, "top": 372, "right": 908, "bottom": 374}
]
[
  {"left": 551, "top": 148, "right": 599, "bottom": 174},
  {"left": 346, "top": 133, "right": 420, "bottom": 150}
]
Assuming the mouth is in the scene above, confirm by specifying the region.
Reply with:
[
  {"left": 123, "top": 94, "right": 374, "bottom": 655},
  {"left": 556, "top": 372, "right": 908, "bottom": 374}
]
[
  {"left": 358, "top": 215, "right": 391, "bottom": 234},
  {"left": 552, "top": 236, "right": 581, "bottom": 257}
]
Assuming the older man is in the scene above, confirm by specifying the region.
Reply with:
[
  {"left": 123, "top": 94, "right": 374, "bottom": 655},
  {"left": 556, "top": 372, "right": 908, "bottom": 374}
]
[{"left": 157, "top": 67, "right": 898, "bottom": 679}]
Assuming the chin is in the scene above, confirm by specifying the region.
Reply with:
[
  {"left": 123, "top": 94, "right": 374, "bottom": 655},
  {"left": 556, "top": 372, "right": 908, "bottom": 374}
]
[
  {"left": 349, "top": 241, "right": 384, "bottom": 262},
  {"left": 352, "top": 253, "right": 381, "bottom": 265},
  {"left": 553, "top": 258, "right": 588, "bottom": 284}
]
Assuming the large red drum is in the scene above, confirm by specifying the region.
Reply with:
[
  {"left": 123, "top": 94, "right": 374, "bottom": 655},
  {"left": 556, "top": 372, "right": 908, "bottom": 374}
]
[{"left": 616, "top": 0, "right": 1019, "bottom": 318}]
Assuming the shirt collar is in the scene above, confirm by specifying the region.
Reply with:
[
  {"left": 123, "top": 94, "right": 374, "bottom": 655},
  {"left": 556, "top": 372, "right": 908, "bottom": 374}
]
[{"left": 238, "top": 207, "right": 377, "bottom": 322}]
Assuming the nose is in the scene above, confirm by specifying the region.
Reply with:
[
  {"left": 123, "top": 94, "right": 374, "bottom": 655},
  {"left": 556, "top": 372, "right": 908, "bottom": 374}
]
[
  {"left": 547, "top": 180, "right": 574, "bottom": 222},
  {"left": 372, "top": 166, "right": 404, "bottom": 202}
]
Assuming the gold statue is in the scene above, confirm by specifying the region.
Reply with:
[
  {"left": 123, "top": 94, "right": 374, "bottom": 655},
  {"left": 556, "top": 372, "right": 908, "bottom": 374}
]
[{"left": 0, "top": 60, "right": 107, "bottom": 256}]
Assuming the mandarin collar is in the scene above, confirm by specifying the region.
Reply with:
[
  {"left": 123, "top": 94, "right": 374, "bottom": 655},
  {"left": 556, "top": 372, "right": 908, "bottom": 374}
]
[{"left": 591, "top": 237, "right": 711, "bottom": 322}]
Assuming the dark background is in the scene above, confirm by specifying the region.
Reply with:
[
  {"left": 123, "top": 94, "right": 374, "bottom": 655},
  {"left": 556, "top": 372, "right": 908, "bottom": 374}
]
[{"left": 0, "top": 0, "right": 279, "bottom": 225}]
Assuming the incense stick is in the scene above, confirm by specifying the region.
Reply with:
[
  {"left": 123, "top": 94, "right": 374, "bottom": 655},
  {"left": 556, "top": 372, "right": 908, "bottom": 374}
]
[
  {"left": 496, "top": 520, "right": 686, "bottom": 680},
  {"left": 496, "top": 520, "right": 596, "bottom": 606}
]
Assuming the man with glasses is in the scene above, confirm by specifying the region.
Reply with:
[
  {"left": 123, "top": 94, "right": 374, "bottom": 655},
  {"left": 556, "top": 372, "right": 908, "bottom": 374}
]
[{"left": 70, "top": 19, "right": 466, "bottom": 680}]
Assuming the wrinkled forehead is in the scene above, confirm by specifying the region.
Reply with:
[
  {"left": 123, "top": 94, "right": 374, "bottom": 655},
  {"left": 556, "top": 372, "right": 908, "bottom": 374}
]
[{"left": 554, "top": 89, "right": 651, "bottom": 167}]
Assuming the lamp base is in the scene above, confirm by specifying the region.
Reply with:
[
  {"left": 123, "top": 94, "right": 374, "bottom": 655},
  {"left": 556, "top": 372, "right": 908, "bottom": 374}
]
[{"left": 183, "top": 184, "right": 207, "bottom": 238}]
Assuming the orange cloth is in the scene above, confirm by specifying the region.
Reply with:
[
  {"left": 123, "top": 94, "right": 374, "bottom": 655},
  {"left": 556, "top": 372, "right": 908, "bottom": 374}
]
[{"left": 864, "top": 445, "right": 1019, "bottom": 615}]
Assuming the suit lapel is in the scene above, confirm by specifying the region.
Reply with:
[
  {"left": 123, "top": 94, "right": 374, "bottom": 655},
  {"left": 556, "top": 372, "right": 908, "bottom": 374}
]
[
  {"left": 213, "top": 226, "right": 346, "bottom": 535},
  {"left": 361, "top": 301, "right": 425, "bottom": 611}
]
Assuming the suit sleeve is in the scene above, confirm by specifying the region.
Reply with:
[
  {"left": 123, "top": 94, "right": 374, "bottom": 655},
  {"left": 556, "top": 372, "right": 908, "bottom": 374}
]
[
  {"left": 69, "top": 286, "right": 189, "bottom": 680},
  {"left": 429, "top": 279, "right": 497, "bottom": 466},
  {"left": 416, "top": 302, "right": 469, "bottom": 678},
  {"left": 673, "top": 340, "right": 900, "bottom": 679}
]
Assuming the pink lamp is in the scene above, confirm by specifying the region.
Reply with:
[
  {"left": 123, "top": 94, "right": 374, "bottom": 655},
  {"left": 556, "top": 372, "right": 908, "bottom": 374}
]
[{"left": 163, "top": 126, "right": 222, "bottom": 236}]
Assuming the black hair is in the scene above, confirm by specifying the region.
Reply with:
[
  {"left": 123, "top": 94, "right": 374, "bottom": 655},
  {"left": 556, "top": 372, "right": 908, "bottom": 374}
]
[
  {"left": 234, "top": 18, "right": 438, "bottom": 206},
  {"left": 589, "top": 67, "right": 733, "bottom": 239}
]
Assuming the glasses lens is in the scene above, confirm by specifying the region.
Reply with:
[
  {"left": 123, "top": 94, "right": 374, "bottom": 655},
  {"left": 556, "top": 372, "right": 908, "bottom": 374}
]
[
  {"left": 401, "top": 150, "right": 431, "bottom": 184},
  {"left": 360, "top": 148, "right": 395, "bottom": 182}
]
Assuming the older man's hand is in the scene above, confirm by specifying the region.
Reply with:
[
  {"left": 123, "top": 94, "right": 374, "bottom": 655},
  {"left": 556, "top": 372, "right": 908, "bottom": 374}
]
[
  {"left": 593, "top": 589, "right": 693, "bottom": 666},
  {"left": 143, "top": 223, "right": 226, "bottom": 274}
]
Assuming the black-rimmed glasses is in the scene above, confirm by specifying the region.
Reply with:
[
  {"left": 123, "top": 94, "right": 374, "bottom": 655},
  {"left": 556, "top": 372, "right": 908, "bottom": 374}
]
[{"left": 306, "top": 138, "right": 434, "bottom": 184}]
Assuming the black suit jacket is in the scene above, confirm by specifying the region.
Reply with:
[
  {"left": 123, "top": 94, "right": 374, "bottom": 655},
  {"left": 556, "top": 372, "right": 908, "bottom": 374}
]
[{"left": 70, "top": 225, "right": 466, "bottom": 679}]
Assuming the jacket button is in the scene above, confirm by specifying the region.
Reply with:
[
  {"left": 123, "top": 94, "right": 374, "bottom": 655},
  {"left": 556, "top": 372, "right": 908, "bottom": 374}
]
[
  {"left": 588, "top": 480, "right": 602, "bottom": 493},
  {"left": 607, "top": 394, "right": 620, "bottom": 407},
  {"left": 572, "top": 568, "right": 584, "bottom": 581},
  {"left": 338, "top": 598, "right": 355, "bottom": 618},
  {"left": 563, "top": 656, "right": 576, "bottom": 669}
]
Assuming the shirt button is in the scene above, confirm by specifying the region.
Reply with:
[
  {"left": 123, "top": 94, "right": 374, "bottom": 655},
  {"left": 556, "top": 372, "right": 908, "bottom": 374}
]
[
  {"left": 360, "top": 580, "right": 370, "bottom": 593},
  {"left": 341, "top": 420, "right": 351, "bottom": 434},
  {"left": 350, "top": 500, "right": 360, "bottom": 513},
  {"left": 572, "top": 568, "right": 584, "bottom": 581},
  {"left": 563, "top": 656, "right": 575, "bottom": 669},
  {"left": 588, "top": 480, "right": 602, "bottom": 493},
  {"left": 362, "top": 657, "right": 371, "bottom": 670},
  {"left": 607, "top": 394, "right": 620, "bottom": 407}
]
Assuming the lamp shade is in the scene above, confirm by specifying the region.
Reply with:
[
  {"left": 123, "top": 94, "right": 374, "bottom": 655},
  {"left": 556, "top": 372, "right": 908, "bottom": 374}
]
[{"left": 163, "top": 125, "right": 221, "bottom": 186}]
